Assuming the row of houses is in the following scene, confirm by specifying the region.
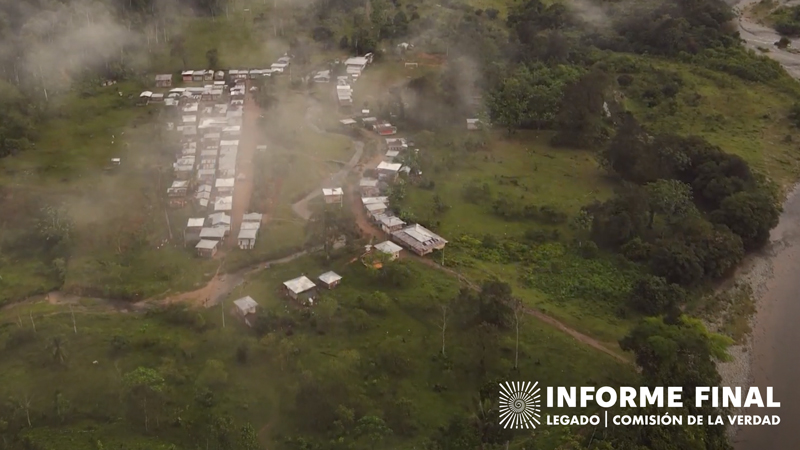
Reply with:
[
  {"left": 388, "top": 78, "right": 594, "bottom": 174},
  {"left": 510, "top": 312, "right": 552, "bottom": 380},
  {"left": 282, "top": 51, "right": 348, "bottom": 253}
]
[
  {"left": 358, "top": 137, "right": 448, "bottom": 257},
  {"left": 154, "top": 61, "right": 293, "bottom": 89},
  {"left": 334, "top": 54, "right": 375, "bottom": 108},
  {"left": 191, "top": 212, "right": 263, "bottom": 257}
]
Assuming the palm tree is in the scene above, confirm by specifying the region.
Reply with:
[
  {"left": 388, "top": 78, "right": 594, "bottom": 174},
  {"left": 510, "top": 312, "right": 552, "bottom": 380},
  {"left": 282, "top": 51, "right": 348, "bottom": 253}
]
[{"left": 47, "top": 336, "right": 67, "bottom": 365}]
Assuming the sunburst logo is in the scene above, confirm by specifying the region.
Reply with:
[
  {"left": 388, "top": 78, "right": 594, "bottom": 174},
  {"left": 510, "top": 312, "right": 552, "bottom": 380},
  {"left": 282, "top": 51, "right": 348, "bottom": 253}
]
[{"left": 499, "top": 381, "right": 542, "bottom": 429}]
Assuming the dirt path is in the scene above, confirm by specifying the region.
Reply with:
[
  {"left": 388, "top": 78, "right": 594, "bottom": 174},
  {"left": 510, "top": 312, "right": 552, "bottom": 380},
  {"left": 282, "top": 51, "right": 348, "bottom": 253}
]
[
  {"left": 346, "top": 182, "right": 630, "bottom": 364},
  {"left": 291, "top": 140, "right": 364, "bottom": 220},
  {"left": 226, "top": 85, "right": 261, "bottom": 248}
]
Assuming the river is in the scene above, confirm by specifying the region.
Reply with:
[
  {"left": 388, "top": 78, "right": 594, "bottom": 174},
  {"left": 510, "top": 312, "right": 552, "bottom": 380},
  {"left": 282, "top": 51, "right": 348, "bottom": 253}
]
[{"left": 726, "top": 1, "right": 800, "bottom": 447}]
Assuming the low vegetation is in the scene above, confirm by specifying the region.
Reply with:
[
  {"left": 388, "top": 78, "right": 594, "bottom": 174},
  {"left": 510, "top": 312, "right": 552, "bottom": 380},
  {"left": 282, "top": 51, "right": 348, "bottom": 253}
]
[{"left": 0, "top": 0, "right": 796, "bottom": 447}]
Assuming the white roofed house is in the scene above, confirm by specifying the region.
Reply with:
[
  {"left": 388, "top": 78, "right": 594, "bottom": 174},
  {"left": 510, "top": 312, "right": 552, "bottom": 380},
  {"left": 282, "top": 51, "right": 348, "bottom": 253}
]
[
  {"left": 283, "top": 276, "right": 317, "bottom": 304},
  {"left": 345, "top": 56, "right": 369, "bottom": 76},
  {"left": 391, "top": 224, "right": 448, "bottom": 256},
  {"left": 185, "top": 217, "right": 206, "bottom": 244},
  {"left": 215, "top": 70, "right": 225, "bottom": 80},
  {"left": 362, "top": 196, "right": 389, "bottom": 206},
  {"left": 233, "top": 296, "right": 258, "bottom": 326},
  {"left": 322, "top": 187, "right": 344, "bottom": 206},
  {"left": 365, "top": 202, "right": 388, "bottom": 218},
  {"left": 204, "top": 70, "right": 214, "bottom": 81},
  {"left": 384, "top": 150, "right": 400, "bottom": 161},
  {"left": 215, "top": 196, "right": 233, "bottom": 212},
  {"left": 209, "top": 211, "right": 231, "bottom": 227},
  {"left": 376, "top": 161, "right": 402, "bottom": 181},
  {"left": 359, "top": 178, "right": 380, "bottom": 197},
  {"left": 318, "top": 271, "right": 342, "bottom": 289},
  {"left": 155, "top": 74, "right": 172, "bottom": 87},
  {"left": 385, "top": 138, "right": 407, "bottom": 152},
  {"left": 182, "top": 70, "right": 193, "bottom": 82},
  {"left": 196, "top": 239, "right": 219, "bottom": 258},
  {"left": 243, "top": 213, "right": 263, "bottom": 223},
  {"left": 374, "top": 240, "right": 403, "bottom": 261},
  {"left": 238, "top": 228, "right": 258, "bottom": 250},
  {"left": 167, "top": 180, "right": 190, "bottom": 207},
  {"left": 467, "top": 118, "right": 481, "bottom": 130},
  {"left": 215, "top": 177, "right": 235, "bottom": 196},
  {"left": 192, "top": 70, "right": 205, "bottom": 81},
  {"left": 200, "top": 227, "right": 226, "bottom": 241},
  {"left": 378, "top": 215, "right": 406, "bottom": 233}
]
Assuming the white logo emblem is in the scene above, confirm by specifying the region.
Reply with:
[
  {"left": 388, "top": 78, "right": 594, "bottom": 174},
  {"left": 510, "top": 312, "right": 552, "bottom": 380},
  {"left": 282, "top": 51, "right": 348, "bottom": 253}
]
[{"left": 499, "top": 381, "right": 542, "bottom": 429}]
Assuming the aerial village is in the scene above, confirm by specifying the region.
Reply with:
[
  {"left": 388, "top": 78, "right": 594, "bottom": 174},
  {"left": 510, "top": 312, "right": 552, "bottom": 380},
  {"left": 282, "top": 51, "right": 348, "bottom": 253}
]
[{"left": 139, "top": 50, "right": 449, "bottom": 325}]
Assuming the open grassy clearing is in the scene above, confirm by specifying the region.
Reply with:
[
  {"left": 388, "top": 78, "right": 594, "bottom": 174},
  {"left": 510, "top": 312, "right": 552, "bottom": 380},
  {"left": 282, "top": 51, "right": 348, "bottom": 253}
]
[
  {"left": 400, "top": 130, "right": 639, "bottom": 342},
  {"left": 620, "top": 58, "right": 800, "bottom": 190},
  {"left": 0, "top": 255, "right": 632, "bottom": 449}
]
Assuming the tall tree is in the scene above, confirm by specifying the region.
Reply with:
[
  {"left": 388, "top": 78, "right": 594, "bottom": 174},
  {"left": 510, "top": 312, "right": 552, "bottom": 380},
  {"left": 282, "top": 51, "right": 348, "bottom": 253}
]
[{"left": 123, "top": 367, "right": 166, "bottom": 432}]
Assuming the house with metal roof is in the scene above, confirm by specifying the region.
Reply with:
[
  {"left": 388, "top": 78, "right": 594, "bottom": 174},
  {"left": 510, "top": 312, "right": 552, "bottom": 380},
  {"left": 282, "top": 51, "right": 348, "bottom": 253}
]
[
  {"left": 283, "top": 276, "right": 317, "bottom": 303},
  {"left": 391, "top": 224, "right": 447, "bottom": 256}
]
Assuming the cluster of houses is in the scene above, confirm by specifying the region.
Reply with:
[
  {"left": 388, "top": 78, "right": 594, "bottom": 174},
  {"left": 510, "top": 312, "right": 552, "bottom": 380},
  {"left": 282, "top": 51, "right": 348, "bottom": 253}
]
[
  {"left": 357, "top": 137, "right": 448, "bottom": 259},
  {"left": 186, "top": 211, "right": 264, "bottom": 257},
  {"left": 149, "top": 64, "right": 290, "bottom": 257},
  {"left": 340, "top": 108, "right": 398, "bottom": 136},
  {"left": 325, "top": 54, "right": 373, "bottom": 108},
  {"left": 232, "top": 269, "right": 343, "bottom": 326}
]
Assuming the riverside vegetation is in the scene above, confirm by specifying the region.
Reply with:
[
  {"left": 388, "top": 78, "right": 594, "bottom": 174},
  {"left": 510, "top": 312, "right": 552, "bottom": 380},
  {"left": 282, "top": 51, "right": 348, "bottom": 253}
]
[{"left": 0, "top": 0, "right": 798, "bottom": 448}]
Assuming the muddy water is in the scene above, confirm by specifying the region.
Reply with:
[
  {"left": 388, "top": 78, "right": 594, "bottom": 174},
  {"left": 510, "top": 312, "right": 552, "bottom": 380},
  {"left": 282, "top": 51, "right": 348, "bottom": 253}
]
[{"left": 734, "top": 186, "right": 800, "bottom": 449}]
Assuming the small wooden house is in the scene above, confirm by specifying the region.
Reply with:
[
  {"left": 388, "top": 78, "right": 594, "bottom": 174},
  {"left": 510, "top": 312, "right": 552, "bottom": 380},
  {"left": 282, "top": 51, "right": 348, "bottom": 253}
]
[
  {"left": 374, "top": 240, "right": 402, "bottom": 261},
  {"left": 238, "top": 228, "right": 258, "bottom": 250},
  {"left": 155, "top": 74, "right": 173, "bottom": 87},
  {"left": 318, "top": 271, "right": 342, "bottom": 290},
  {"left": 196, "top": 239, "right": 218, "bottom": 258},
  {"left": 233, "top": 296, "right": 258, "bottom": 326},
  {"left": 283, "top": 276, "right": 317, "bottom": 303},
  {"left": 322, "top": 188, "right": 344, "bottom": 205}
]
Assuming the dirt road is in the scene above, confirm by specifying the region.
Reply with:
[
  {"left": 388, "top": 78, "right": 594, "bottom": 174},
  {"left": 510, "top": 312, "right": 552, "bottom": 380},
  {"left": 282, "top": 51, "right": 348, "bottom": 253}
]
[
  {"left": 345, "top": 180, "right": 629, "bottom": 364},
  {"left": 291, "top": 140, "right": 364, "bottom": 220},
  {"left": 226, "top": 85, "right": 261, "bottom": 247}
]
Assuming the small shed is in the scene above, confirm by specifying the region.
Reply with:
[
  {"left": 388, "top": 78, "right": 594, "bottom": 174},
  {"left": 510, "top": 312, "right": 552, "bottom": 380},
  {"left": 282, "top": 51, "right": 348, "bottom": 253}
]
[
  {"left": 322, "top": 187, "right": 344, "bottom": 205},
  {"left": 365, "top": 202, "right": 387, "bottom": 216},
  {"left": 377, "top": 162, "right": 402, "bottom": 180},
  {"left": 185, "top": 217, "right": 206, "bottom": 243},
  {"left": 214, "top": 196, "right": 233, "bottom": 212},
  {"left": 181, "top": 70, "right": 193, "bottom": 82},
  {"left": 374, "top": 240, "right": 403, "bottom": 261},
  {"left": 238, "top": 228, "right": 258, "bottom": 250},
  {"left": 199, "top": 227, "right": 226, "bottom": 241},
  {"left": 318, "top": 271, "right": 342, "bottom": 289},
  {"left": 196, "top": 239, "right": 219, "bottom": 258},
  {"left": 378, "top": 215, "right": 406, "bottom": 233},
  {"left": 467, "top": 118, "right": 481, "bottom": 130},
  {"left": 340, "top": 118, "right": 357, "bottom": 128},
  {"left": 359, "top": 178, "right": 380, "bottom": 197},
  {"left": 233, "top": 296, "right": 258, "bottom": 326},
  {"left": 155, "top": 74, "right": 173, "bottom": 87},
  {"left": 192, "top": 70, "right": 205, "bottom": 81},
  {"left": 385, "top": 138, "right": 407, "bottom": 151},
  {"left": 384, "top": 150, "right": 400, "bottom": 161},
  {"left": 215, "top": 70, "right": 225, "bottom": 80},
  {"left": 283, "top": 276, "right": 317, "bottom": 302}
]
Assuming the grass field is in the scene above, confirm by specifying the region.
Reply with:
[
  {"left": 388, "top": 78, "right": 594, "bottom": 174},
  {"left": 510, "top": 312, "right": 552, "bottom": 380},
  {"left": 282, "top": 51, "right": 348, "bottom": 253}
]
[
  {"left": 0, "top": 256, "right": 632, "bottom": 449},
  {"left": 621, "top": 58, "right": 800, "bottom": 190}
]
